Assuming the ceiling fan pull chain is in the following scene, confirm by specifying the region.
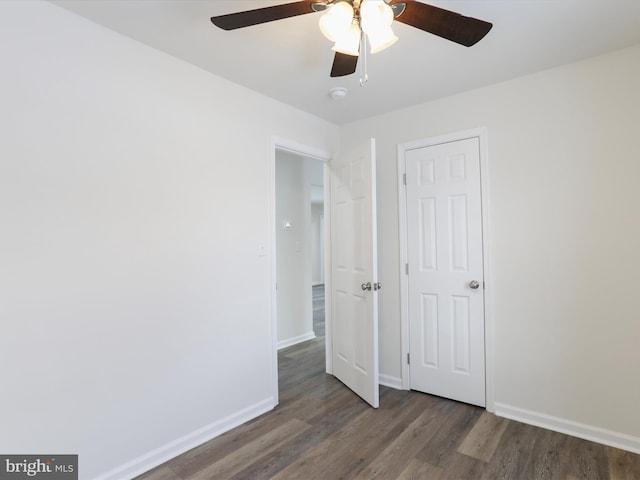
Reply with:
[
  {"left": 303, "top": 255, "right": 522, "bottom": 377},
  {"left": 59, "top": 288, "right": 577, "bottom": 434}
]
[{"left": 360, "top": 31, "right": 368, "bottom": 87}]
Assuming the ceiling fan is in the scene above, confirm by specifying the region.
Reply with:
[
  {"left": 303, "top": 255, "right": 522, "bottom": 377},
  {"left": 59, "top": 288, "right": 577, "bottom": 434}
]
[{"left": 211, "top": 0, "right": 493, "bottom": 79}]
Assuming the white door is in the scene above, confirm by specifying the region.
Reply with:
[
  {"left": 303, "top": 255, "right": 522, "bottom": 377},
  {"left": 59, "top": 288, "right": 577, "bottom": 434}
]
[
  {"left": 330, "top": 138, "right": 379, "bottom": 408},
  {"left": 405, "top": 137, "right": 485, "bottom": 407}
]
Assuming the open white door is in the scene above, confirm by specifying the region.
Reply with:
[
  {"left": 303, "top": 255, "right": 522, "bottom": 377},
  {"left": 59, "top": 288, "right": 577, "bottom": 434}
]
[{"left": 330, "top": 138, "right": 379, "bottom": 408}]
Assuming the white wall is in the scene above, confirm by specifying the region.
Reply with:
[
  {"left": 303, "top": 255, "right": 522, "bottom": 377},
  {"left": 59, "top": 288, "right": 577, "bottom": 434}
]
[
  {"left": 341, "top": 43, "right": 640, "bottom": 446},
  {"left": 0, "top": 2, "right": 338, "bottom": 479},
  {"left": 275, "top": 151, "right": 314, "bottom": 347}
]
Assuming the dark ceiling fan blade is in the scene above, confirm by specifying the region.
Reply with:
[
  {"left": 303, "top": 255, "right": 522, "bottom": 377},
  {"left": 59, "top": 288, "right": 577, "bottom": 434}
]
[
  {"left": 330, "top": 52, "right": 359, "bottom": 77},
  {"left": 211, "top": 1, "right": 318, "bottom": 30},
  {"left": 392, "top": 1, "right": 492, "bottom": 47}
]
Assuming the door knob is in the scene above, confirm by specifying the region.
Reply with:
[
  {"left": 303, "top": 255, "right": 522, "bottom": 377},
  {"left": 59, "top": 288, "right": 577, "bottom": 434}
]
[
  {"left": 373, "top": 282, "right": 382, "bottom": 291},
  {"left": 361, "top": 282, "right": 372, "bottom": 291},
  {"left": 469, "top": 280, "right": 480, "bottom": 289}
]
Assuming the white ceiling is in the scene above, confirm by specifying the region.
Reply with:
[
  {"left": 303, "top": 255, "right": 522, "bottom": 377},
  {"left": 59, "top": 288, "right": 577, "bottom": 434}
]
[{"left": 52, "top": 0, "right": 640, "bottom": 125}]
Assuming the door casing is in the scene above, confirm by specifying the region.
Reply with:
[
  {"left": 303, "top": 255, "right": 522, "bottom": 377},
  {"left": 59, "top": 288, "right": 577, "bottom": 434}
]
[{"left": 397, "top": 128, "right": 495, "bottom": 412}]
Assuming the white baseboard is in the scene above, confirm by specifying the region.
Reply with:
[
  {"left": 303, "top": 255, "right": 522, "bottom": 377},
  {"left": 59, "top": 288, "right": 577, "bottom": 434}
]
[
  {"left": 277, "top": 331, "right": 316, "bottom": 350},
  {"left": 494, "top": 402, "right": 640, "bottom": 455},
  {"left": 379, "top": 373, "right": 403, "bottom": 390},
  {"left": 93, "top": 397, "right": 275, "bottom": 480}
]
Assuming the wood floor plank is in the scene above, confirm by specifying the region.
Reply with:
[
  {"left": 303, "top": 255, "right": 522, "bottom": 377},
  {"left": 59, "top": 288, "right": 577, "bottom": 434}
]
[
  {"left": 397, "top": 458, "right": 444, "bottom": 480},
  {"left": 247, "top": 394, "right": 324, "bottom": 427},
  {"left": 267, "top": 412, "right": 376, "bottom": 479},
  {"left": 303, "top": 386, "right": 369, "bottom": 426},
  {"left": 184, "top": 419, "right": 311, "bottom": 480},
  {"left": 527, "top": 427, "right": 569, "bottom": 480},
  {"left": 353, "top": 398, "right": 452, "bottom": 479},
  {"left": 440, "top": 451, "right": 487, "bottom": 479},
  {"left": 282, "top": 342, "right": 322, "bottom": 359},
  {"left": 559, "top": 435, "right": 610, "bottom": 480},
  {"left": 458, "top": 410, "right": 510, "bottom": 462},
  {"left": 279, "top": 371, "right": 342, "bottom": 403},
  {"left": 278, "top": 355, "right": 325, "bottom": 389},
  {"left": 479, "top": 419, "right": 541, "bottom": 480},
  {"left": 609, "top": 447, "right": 640, "bottom": 480},
  {"left": 228, "top": 391, "right": 373, "bottom": 479},
  {"left": 135, "top": 466, "right": 181, "bottom": 480},
  {"left": 229, "top": 387, "right": 418, "bottom": 480},
  {"left": 415, "top": 399, "right": 484, "bottom": 467},
  {"left": 227, "top": 417, "right": 352, "bottom": 480},
  {"left": 270, "top": 391, "right": 431, "bottom": 480}
]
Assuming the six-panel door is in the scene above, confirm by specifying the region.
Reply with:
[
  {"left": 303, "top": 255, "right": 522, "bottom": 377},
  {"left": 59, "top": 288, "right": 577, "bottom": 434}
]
[{"left": 405, "top": 137, "right": 486, "bottom": 407}]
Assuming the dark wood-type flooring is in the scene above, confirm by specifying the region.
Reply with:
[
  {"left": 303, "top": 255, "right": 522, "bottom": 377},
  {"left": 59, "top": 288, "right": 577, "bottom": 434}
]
[{"left": 138, "top": 286, "right": 640, "bottom": 479}]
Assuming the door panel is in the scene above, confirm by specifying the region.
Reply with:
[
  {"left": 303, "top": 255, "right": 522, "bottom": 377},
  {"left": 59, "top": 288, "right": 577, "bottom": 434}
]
[
  {"left": 420, "top": 293, "right": 439, "bottom": 367},
  {"left": 330, "top": 138, "right": 379, "bottom": 408},
  {"left": 406, "top": 137, "right": 485, "bottom": 407}
]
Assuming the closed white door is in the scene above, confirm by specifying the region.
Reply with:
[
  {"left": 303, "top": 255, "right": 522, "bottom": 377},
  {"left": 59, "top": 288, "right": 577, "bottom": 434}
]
[
  {"left": 330, "top": 138, "right": 379, "bottom": 408},
  {"left": 405, "top": 137, "right": 485, "bottom": 406}
]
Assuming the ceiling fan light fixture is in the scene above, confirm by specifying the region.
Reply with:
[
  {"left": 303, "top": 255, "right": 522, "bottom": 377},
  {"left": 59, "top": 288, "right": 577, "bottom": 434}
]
[
  {"left": 360, "top": 0, "right": 397, "bottom": 53},
  {"left": 319, "top": 1, "right": 354, "bottom": 42},
  {"left": 367, "top": 26, "right": 398, "bottom": 53},
  {"left": 332, "top": 21, "right": 361, "bottom": 56},
  {"left": 212, "top": 0, "right": 493, "bottom": 80},
  {"left": 360, "top": 0, "right": 394, "bottom": 28}
]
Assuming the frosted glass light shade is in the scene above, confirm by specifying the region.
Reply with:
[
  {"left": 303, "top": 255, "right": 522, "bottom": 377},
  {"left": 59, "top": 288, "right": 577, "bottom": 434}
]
[
  {"left": 360, "top": 0, "right": 397, "bottom": 53},
  {"left": 332, "top": 22, "right": 361, "bottom": 56},
  {"left": 360, "top": 0, "right": 394, "bottom": 31},
  {"left": 319, "top": 1, "right": 354, "bottom": 42},
  {"left": 367, "top": 25, "right": 398, "bottom": 53}
]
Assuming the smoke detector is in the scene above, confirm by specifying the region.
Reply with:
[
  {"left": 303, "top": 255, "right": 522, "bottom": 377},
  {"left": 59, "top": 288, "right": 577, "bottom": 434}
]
[{"left": 329, "top": 87, "right": 348, "bottom": 100}]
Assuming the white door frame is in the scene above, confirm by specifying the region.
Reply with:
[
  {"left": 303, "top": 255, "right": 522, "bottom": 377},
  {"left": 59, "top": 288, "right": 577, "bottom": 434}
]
[
  {"left": 397, "top": 128, "right": 495, "bottom": 412},
  {"left": 270, "top": 136, "right": 333, "bottom": 406}
]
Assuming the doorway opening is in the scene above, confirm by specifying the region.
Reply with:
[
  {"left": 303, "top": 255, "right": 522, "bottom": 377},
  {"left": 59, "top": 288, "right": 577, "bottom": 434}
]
[
  {"left": 270, "top": 137, "right": 332, "bottom": 406},
  {"left": 271, "top": 135, "right": 380, "bottom": 409},
  {"left": 275, "top": 150, "right": 325, "bottom": 349}
]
